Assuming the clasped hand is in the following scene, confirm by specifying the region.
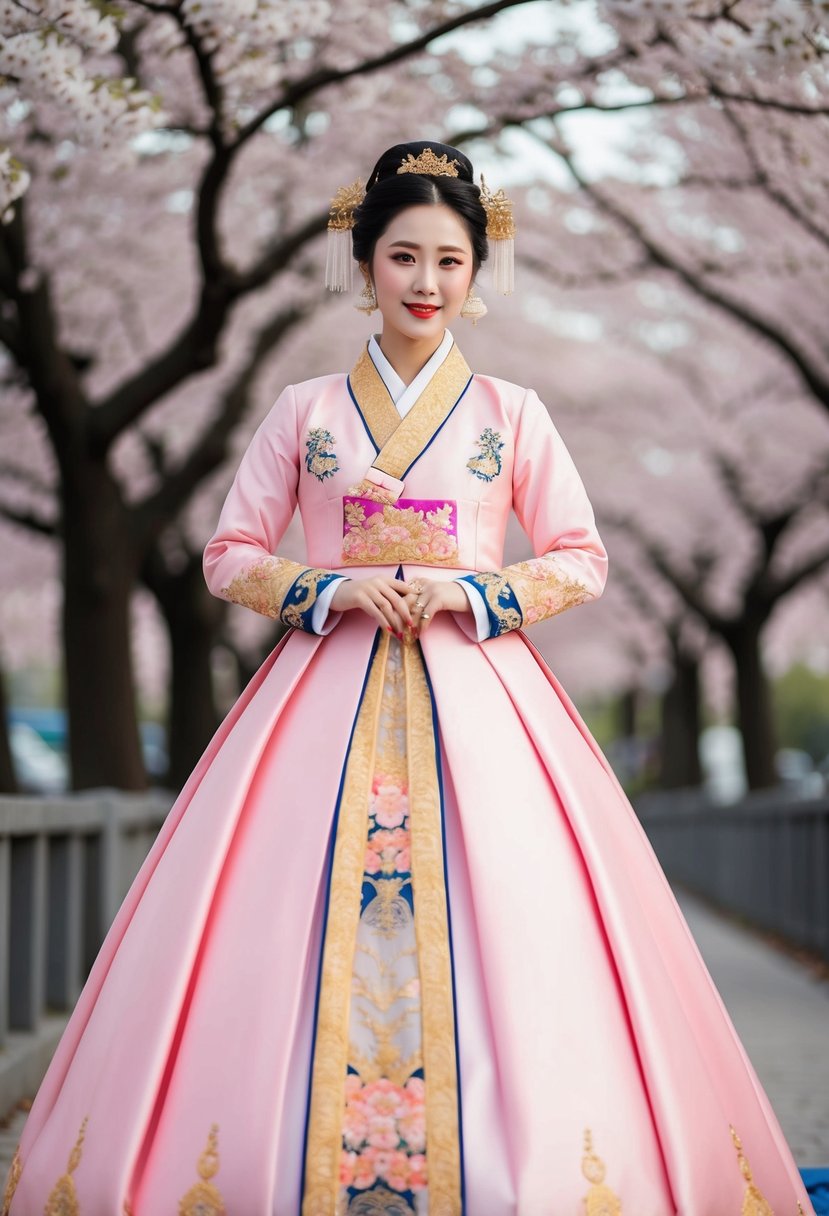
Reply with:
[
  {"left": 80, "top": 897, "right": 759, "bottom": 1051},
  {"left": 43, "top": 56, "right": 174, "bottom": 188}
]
[{"left": 329, "top": 574, "right": 469, "bottom": 638}]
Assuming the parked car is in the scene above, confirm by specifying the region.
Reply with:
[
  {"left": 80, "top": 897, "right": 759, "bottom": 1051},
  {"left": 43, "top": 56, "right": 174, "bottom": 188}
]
[
  {"left": 699, "top": 725, "right": 747, "bottom": 804},
  {"left": 8, "top": 721, "right": 69, "bottom": 794},
  {"left": 774, "top": 748, "right": 826, "bottom": 798},
  {"left": 6, "top": 709, "right": 169, "bottom": 789}
]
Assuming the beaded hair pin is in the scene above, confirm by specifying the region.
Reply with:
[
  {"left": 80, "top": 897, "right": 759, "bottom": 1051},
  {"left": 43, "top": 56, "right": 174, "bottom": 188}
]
[{"left": 324, "top": 146, "right": 515, "bottom": 296}]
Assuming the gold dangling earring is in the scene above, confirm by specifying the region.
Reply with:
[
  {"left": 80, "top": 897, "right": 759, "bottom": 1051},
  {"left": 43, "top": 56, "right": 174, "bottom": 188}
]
[
  {"left": 460, "top": 284, "right": 487, "bottom": 325},
  {"left": 355, "top": 267, "right": 377, "bottom": 315}
]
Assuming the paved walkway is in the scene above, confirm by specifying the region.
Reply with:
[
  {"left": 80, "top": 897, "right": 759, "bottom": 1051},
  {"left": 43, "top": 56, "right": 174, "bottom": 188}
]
[
  {"left": 1, "top": 888, "right": 827, "bottom": 1181},
  {"left": 675, "top": 886, "right": 829, "bottom": 1167}
]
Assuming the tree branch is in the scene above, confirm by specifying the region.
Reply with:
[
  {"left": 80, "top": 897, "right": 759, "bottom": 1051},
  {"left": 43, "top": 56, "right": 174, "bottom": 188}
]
[
  {"left": 131, "top": 300, "right": 311, "bottom": 549},
  {"left": 534, "top": 123, "right": 829, "bottom": 412},
  {"left": 0, "top": 500, "right": 58, "bottom": 537}
]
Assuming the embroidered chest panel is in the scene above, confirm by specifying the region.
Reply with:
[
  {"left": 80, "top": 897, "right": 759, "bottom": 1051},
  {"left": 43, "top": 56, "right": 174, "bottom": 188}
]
[{"left": 341, "top": 495, "right": 459, "bottom": 565}]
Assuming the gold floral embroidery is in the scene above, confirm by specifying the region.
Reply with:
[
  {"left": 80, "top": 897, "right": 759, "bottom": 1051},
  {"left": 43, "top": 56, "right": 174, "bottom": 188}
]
[
  {"left": 342, "top": 498, "right": 460, "bottom": 566},
  {"left": 729, "top": 1124, "right": 774, "bottom": 1216},
  {"left": 44, "top": 1115, "right": 88, "bottom": 1216},
  {"left": 340, "top": 640, "right": 427, "bottom": 1205},
  {"left": 221, "top": 556, "right": 335, "bottom": 631},
  {"left": 221, "top": 555, "right": 307, "bottom": 619},
  {"left": 504, "top": 554, "right": 593, "bottom": 625},
  {"left": 302, "top": 631, "right": 392, "bottom": 1216},
  {"left": 581, "top": 1127, "right": 622, "bottom": 1214},
  {"left": 402, "top": 640, "right": 462, "bottom": 1215},
  {"left": 343, "top": 1188, "right": 416, "bottom": 1214},
  {"left": 305, "top": 427, "right": 339, "bottom": 481},
  {"left": 281, "top": 567, "right": 338, "bottom": 629},
  {"left": 469, "top": 571, "right": 522, "bottom": 634},
  {"left": 178, "top": 1124, "right": 226, "bottom": 1216},
  {"left": 466, "top": 427, "right": 504, "bottom": 481},
  {"left": 1, "top": 1144, "right": 22, "bottom": 1216},
  {"left": 305, "top": 632, "right": 461, "bottom": 1214},
  {"left": 346, "top": 479, "right": 398, "bottom": 504}
]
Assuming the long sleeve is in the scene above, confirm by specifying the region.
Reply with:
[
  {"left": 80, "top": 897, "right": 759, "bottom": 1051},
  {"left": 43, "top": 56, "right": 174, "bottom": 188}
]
[
  {"left": 456, "top": 388, "right": 608, "bottom": 638},
  {"left": 453, "top": 577, "right": 492, "bottom": 641},
  {"left": 203, "top": 384, "right": 348, "bottom": 635}
]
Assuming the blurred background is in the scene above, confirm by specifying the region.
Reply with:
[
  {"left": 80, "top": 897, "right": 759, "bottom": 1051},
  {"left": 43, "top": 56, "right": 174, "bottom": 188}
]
[{"left": 0, "top": 0, "right": 828, "bottom": 1196}]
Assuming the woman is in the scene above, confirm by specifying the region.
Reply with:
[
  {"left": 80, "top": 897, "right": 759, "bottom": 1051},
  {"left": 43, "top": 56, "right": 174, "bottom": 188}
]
[{"left": 3, "top": 140, "right": 815, "bottom": 1216}]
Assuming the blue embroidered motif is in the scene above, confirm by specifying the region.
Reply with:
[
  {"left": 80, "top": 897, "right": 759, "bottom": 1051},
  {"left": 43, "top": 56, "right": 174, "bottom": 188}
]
[
  {"left": 305, "top": 427, "right": 339, "bottom": 481},
  {"left": 466, "top": 427, "right": 504, "bottom": 481},
  {"left": 458, "top": 572, "right": 522, "bottom": 636}
]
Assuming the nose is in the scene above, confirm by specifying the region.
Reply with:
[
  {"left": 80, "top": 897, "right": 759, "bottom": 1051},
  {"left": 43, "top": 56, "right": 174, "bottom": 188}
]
[{"left": 411, "top": 263, "right": 438, "bottom": 296}]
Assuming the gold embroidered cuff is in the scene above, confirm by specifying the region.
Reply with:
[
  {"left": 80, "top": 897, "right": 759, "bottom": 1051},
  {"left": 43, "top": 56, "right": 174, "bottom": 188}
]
[
  {"left": 220, "top": 556, "right": 342, "bottom": 634},
  {"left": 460, "top": 554, "right": 594, "bottom": 637}
]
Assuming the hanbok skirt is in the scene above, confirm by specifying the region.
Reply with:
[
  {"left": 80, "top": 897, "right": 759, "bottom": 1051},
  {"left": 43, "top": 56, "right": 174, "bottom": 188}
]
[{"left": 2, "top": 607, "right": 816, "bottom": 1216}]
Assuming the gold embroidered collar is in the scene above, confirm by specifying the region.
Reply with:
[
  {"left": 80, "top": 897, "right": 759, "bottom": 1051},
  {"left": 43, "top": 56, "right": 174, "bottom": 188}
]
[{"left": 347, "top": 339, "right": 473, "bottom": 482}]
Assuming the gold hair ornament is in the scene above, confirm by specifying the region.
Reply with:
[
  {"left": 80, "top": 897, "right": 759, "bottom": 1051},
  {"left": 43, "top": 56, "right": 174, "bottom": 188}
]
[
  {"left": 324, "top": 149, "right": 516, "bottom": 296},
  {"left": 325, "top": 177, "right": 365, "bottom": 292},
  {"left": 479, "top": 174, "right": 516, "bottom": 295},
  {"left": 396, "top": 148, "right": 460, "bottom": 177}
]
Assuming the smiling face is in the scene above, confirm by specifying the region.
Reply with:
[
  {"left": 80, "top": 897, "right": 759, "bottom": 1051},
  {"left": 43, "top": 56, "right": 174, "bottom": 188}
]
[{"left": 361, "top": 203, "right": 476, "bottom": 342}]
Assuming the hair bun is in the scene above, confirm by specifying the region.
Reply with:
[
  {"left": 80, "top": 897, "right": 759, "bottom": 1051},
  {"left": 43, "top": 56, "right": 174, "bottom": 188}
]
[{"left": 367, "top": 140, "right": 474, "bottom": 189}]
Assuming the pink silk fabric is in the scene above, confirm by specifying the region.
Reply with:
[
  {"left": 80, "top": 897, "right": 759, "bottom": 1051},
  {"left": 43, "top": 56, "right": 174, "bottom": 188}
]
[
  {"left": 8, "top": 604, "right": 815, "bottom": 1214},
  {"left": 6, "top": 355, "right": 815, "bottom": 1214}
]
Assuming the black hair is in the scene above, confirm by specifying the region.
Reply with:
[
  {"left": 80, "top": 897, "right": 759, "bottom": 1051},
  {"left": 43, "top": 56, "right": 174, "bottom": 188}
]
[{"left": 352, "top": 140, "right": 488, "bottom": 274}]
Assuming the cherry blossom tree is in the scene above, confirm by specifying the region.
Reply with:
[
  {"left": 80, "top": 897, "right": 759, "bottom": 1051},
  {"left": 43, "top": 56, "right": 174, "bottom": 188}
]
[
  {"left": 0, "top": 0, "right": 825, "bottom": 793},
  {"left": 0, "top": 0, "right": 552, "bottom": 789}
]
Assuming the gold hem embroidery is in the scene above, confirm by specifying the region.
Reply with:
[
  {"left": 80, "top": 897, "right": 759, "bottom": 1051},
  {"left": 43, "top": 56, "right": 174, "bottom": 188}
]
[
  {"left": 302, "top": 631, "right": 391, "bottom": 1216},
  {"left": 178, "top": 1123, "right": 227, "bottom": 1216},
  {"left": 581, "top": 1127, "right": 622, "bottom": 1214},
  {"left": 729, "top": 1123, "right": 774, "bottom": 1216},
  {"left": 403, "top": 640, "right": 462, "bottom": 1215},
  {"left": 1, "top": 1144, "right": 22, "bottom": 1216},
  {"left": 44, "top": 1115, "right": 87, "bottom": 1216}
]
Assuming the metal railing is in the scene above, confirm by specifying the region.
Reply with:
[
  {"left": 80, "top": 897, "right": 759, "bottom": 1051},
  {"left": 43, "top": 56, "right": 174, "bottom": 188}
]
[
  {"left": 1, "top": 787, "right": 827, "bottom": 1117},
  {"left": 635, "top": 789, "right": 829, "bottom": 963},
  {"left": 0, "top": 791, "right": 171, "bottom": 1113}
]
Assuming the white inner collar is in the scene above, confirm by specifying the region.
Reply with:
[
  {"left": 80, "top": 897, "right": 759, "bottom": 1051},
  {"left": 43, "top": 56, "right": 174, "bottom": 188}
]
[{"left": 368, "top": 330, "right": 455, "bottom": 418}]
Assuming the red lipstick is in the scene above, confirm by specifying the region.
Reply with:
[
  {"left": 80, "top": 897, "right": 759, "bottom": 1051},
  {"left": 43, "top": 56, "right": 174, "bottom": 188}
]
[{"left": 404, "top": 303, "right": 440, "bottom": 319}]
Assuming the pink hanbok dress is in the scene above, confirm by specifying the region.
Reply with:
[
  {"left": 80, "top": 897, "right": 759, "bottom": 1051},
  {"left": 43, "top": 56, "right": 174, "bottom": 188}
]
[{"left": 3, "top": 331, "right": 815, "bottom": 1216}]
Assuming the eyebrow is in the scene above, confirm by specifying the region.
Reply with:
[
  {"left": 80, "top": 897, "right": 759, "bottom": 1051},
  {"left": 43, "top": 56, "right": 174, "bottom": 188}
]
[{"left": 387, "top": 240, "right": 468, "bottom": 253}]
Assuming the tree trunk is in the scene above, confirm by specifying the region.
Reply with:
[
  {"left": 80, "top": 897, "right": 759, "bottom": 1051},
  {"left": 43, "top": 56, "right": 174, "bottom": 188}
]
[
  {"left": 658, "top": 654, "right": 702, "bottom": 789},
  {"left": 617, "top": 687, "right": 639, "bottom": 740},
  {"left": 152, "top": 555, "right": 225, "bottom": 790},
  {"left": 0, "top": 662, "right": 19, "bottom": 794},
  {"left": 724, "top": 619, "right": 777, "bottom": 791},
  {"left": 62, "top": 463, "right": 146, "bottom": 791}
]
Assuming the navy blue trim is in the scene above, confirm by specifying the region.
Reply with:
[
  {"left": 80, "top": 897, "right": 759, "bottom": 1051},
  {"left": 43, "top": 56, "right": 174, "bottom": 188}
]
[
  {"left": 282, "top": 568, "right": 342, "bottom": 633},
  {"left": 400, "top": 374, "right": 474, "bottom": 479},
  {"left": 347, "top": 374, "right": 381, "bottom": 456},
  {"left": 418, "top": 640, "right": 467, "bottom": 1213},
  {"left": 347, "top": 370, "right": 476, "bottom": 477},
  {"left": 457, "top": 571, "right": 521, "bottom": 637},
  {"left": 801, "top": 1168, "right": 829, "bottom": 1213},
  {"left": 298, "top": 628, "right": 383, "bottom": 1209}
]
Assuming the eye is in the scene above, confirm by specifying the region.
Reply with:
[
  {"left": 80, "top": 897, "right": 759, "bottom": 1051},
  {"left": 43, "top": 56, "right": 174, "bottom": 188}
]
[
  {"left": 441, "top": 256, "right": 463, "bottom": 266},
  {"left": 392, "top": 252, "right": 415, "bottom": 262}
]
